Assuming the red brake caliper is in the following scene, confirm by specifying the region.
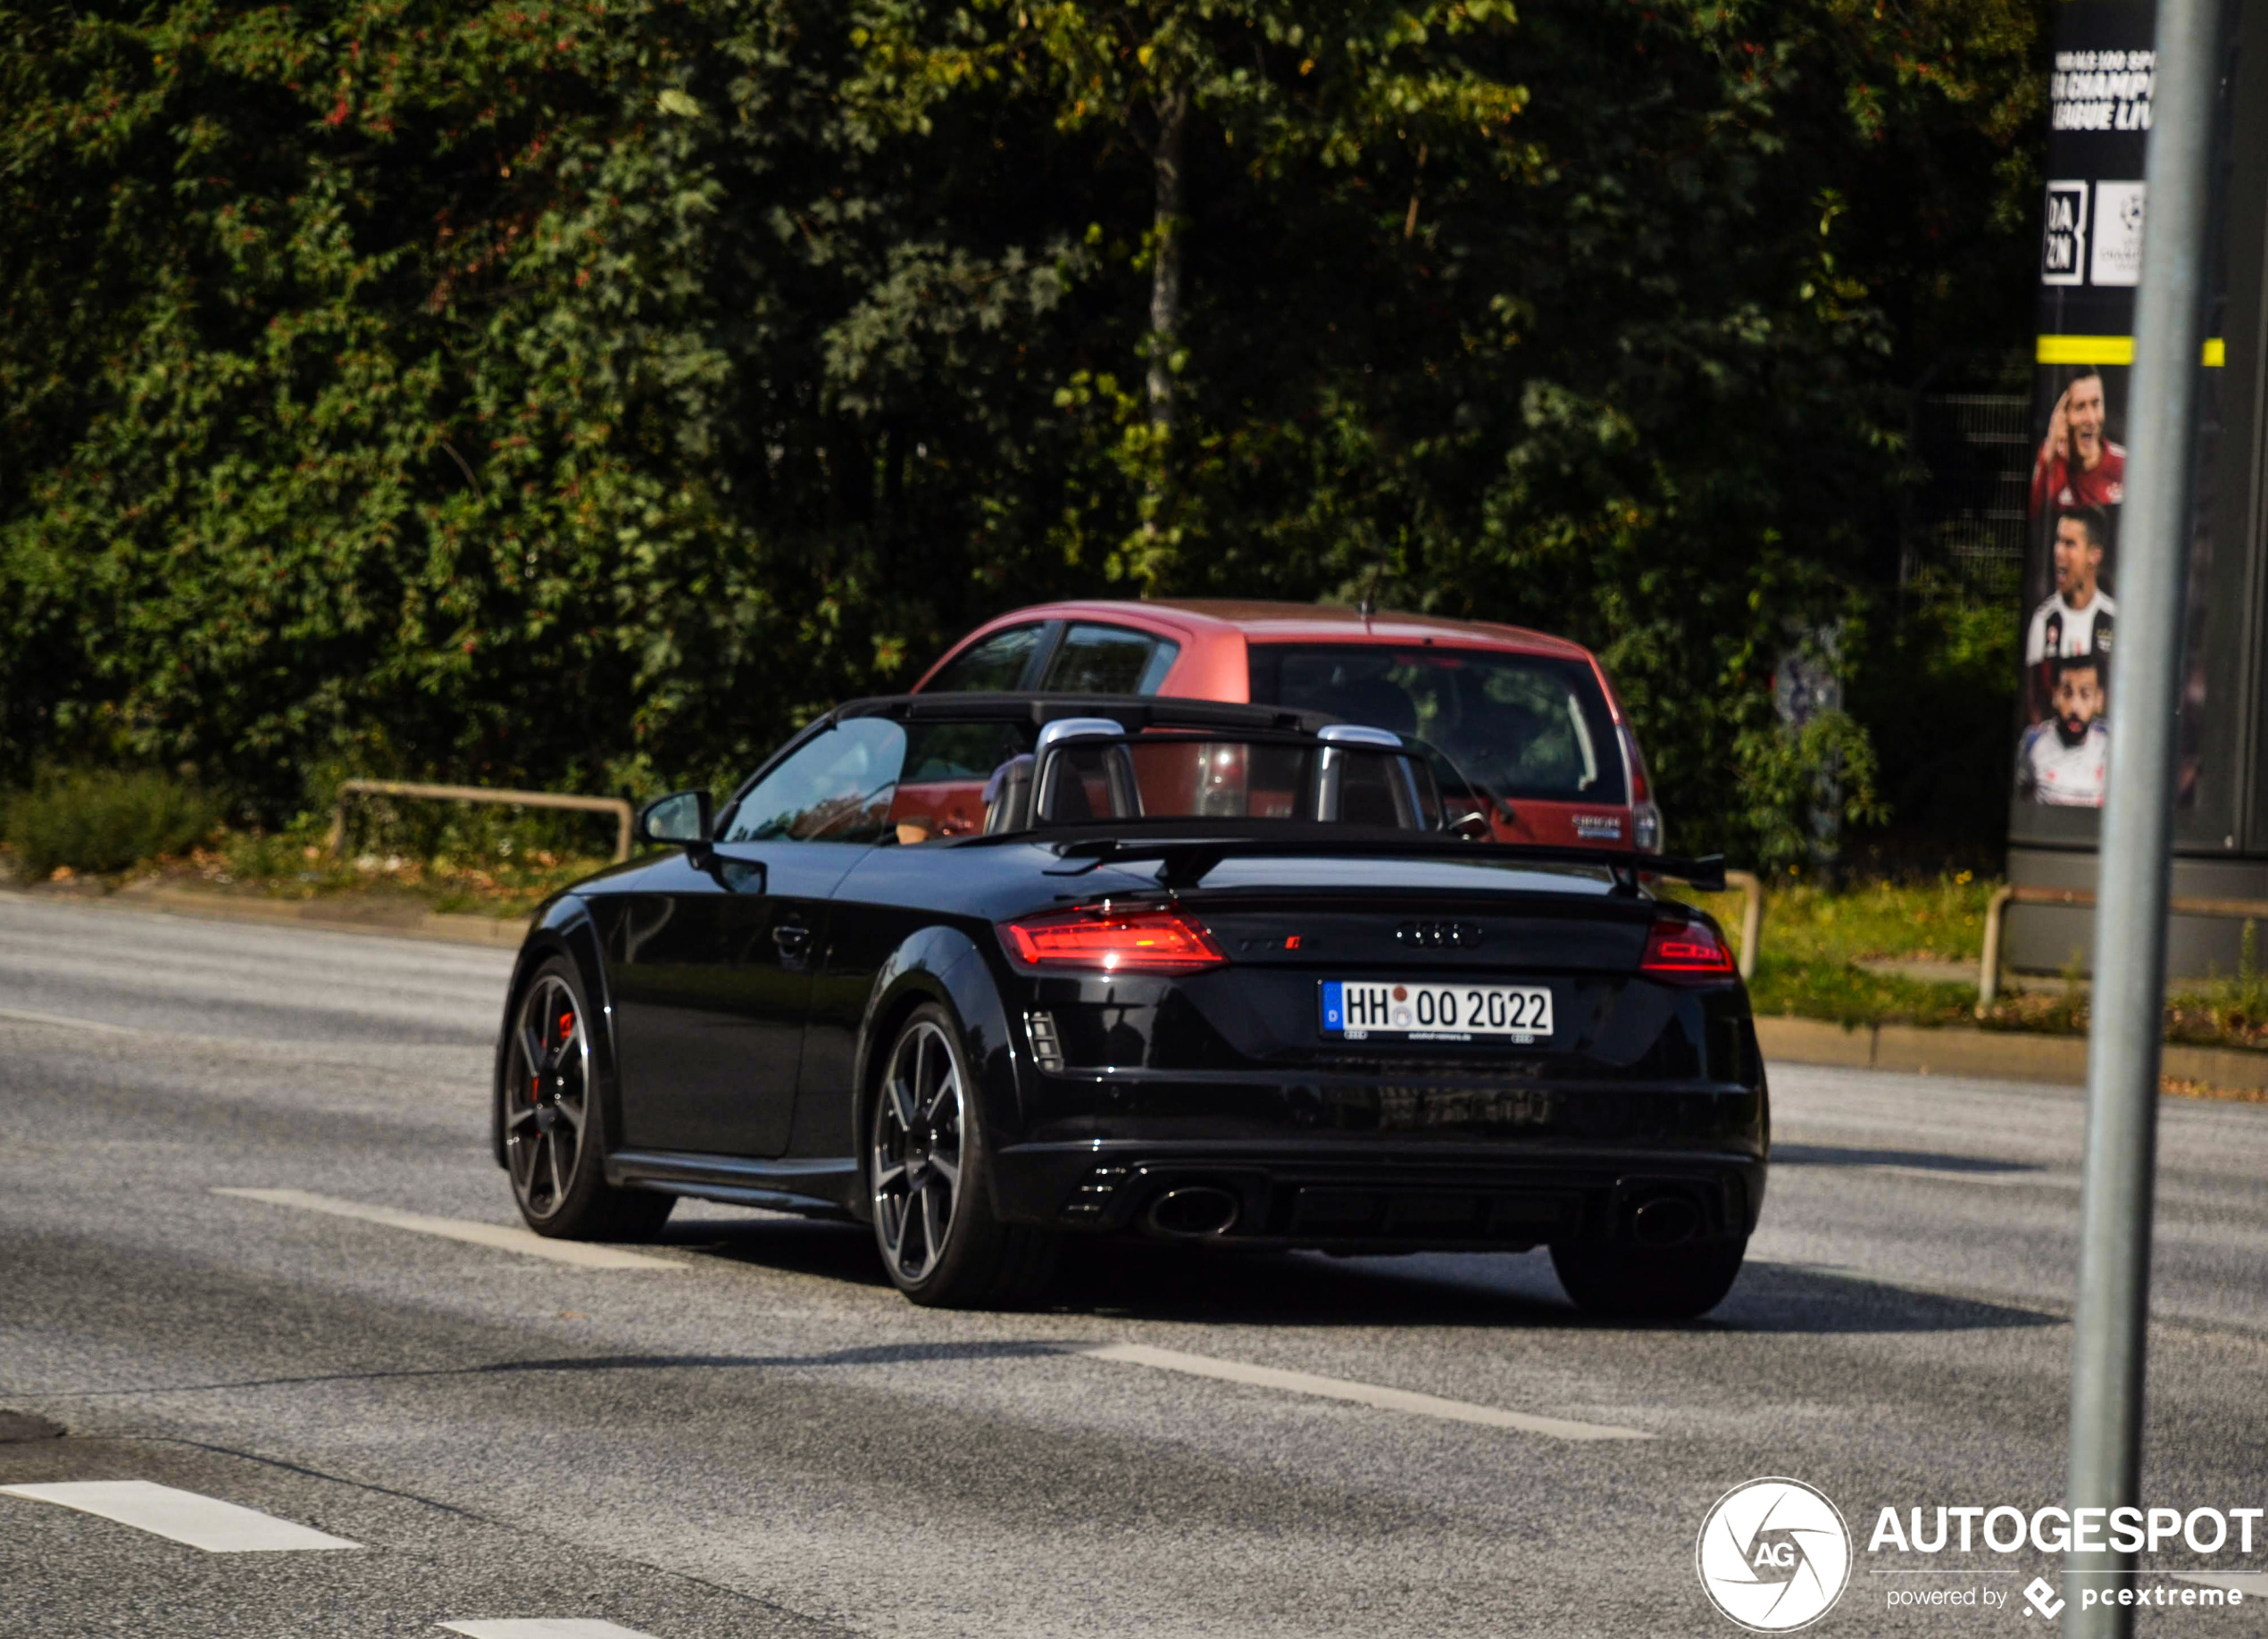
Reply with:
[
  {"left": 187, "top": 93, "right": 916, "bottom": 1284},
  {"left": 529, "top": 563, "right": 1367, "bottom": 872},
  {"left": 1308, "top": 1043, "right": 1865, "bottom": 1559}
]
[{"left": 534, "top": 1011, "right": 572, "bottom": 1105}]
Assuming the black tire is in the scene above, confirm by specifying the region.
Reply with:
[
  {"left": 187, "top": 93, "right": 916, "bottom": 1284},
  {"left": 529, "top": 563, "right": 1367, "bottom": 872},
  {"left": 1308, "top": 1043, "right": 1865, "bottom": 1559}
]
[
  {"left": 1549, "top": 1235, "right": 1747, "bottom": 1320},
  {"left": 503, "top": 956, "right": 675, "bottom": 1243},
  {"left": 869, "top": 1002, "right": 1058, "bottom": 1309}
]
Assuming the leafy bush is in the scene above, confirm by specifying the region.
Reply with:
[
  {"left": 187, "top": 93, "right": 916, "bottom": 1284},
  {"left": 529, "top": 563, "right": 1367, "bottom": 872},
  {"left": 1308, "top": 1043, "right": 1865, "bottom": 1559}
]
[
  {"left": 2, "top": 769, "right": 216, "bottom": 881},
  {"left": 0, "top": 0, "right": 2047, "bottom": 861}
]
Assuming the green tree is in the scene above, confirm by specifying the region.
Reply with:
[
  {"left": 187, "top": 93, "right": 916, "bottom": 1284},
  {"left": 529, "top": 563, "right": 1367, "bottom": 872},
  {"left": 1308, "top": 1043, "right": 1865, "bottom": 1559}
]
[{"left": 0, "top": 0, "right": 2047, "bottom": 863}]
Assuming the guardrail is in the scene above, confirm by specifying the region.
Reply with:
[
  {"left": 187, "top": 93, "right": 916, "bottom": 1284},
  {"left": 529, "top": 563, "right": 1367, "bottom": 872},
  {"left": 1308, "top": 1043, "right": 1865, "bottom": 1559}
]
[
  {"left": 329, "top": 780, "right": 635, "bottom": 864},
  {"left": 1978, "top": 883, "right": 2268, "bottom": 1009}
]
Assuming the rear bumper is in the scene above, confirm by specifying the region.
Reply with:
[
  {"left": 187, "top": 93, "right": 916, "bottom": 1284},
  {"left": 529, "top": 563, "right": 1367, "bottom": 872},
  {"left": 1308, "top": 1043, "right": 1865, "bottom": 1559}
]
[{"left": 988, "top": 1136, "right": 1765, "bottom": 1251}]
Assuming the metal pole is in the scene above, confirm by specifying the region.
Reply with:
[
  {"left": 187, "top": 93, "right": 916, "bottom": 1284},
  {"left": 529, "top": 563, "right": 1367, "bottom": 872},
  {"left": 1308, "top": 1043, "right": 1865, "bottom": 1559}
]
[{"left": 2063, "top": 1, "right": 2222, "bottom": 1633}]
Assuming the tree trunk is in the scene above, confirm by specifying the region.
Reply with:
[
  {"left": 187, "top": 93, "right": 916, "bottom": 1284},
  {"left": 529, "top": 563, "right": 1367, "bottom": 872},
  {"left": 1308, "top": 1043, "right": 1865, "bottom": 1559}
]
[{"left": 1147, "top": 84, "right": 1188, "bottom": 437}]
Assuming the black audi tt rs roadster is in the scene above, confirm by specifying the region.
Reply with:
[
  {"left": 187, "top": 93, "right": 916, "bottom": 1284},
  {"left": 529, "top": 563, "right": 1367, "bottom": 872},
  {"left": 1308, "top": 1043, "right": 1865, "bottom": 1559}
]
[{"left": 493, "top": 693, "right": 1766, "bottom": 1317}]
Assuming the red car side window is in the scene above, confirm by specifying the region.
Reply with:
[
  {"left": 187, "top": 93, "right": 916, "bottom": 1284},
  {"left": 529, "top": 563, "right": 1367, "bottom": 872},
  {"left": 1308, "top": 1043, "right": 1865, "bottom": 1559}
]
[
  {"left": 1042, "top": 624, "right": 1180, "bottom": 695},
  {"left": 929, "top": 624, "right": 1044, "bottom": 692}
]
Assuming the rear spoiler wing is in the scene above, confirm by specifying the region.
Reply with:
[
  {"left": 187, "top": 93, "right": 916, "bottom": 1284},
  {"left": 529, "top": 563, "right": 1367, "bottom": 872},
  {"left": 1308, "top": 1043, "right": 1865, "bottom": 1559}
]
[{"left": 971, "top": 827, "right": 1726, "bottom": 894}]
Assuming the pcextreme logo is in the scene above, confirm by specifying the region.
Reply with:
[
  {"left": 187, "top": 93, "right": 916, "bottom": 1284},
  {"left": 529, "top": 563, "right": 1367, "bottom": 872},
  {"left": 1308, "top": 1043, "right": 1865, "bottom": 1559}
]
[{"left": 1697, "top": 1477, "right": 1855, "bottom": 1632}]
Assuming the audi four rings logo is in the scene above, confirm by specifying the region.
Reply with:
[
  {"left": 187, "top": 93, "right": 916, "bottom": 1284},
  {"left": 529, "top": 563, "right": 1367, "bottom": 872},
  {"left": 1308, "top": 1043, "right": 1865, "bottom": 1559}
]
[
  {"left": 1397, "top": 920, "right": 1482, "bottom": 948},
  {"left": 1697, "top": 1478, "right": 1854, "bottom": 1631}
]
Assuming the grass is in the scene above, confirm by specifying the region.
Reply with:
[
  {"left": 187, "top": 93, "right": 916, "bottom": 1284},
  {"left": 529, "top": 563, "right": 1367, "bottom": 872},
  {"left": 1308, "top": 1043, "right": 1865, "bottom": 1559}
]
[
  {"left": 0, "top": 780, "right": 619, "bottom": 918},
  {"left": 3, "top": 768, "right": 217, "bottom": 880},
  {"left": 1682, "top": 871, "right": 2268, "bottom": 1052},
  {"left": 1714, "top": 873, "right": 1997, "bottom": 965},
  {"left": 180, "top": 787, "right": 626, "bottom": 916},
  {"left": 191, "top": 830, "right": 613, "bottom": 919},
  {"left": 1678, "top": 874, "right": 1990, "bottom": 1028}
]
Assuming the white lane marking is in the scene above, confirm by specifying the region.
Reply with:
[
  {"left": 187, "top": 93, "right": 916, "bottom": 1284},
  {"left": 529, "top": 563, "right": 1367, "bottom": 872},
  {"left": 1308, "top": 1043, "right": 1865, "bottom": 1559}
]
[
  {"left": 212, "top": 1189, "right": 680, "bottom": 1271},
  {"left": 1081, "top": 1342, "right": 1651, "bottom": 1442},
  {"left": 440, "top": 1623, "right": 664, "bottom": 1638},
  {"left": 0, "top": 1480, "right": 359, "bottom": 1551},
  {"left": 0, "top": 1005, "right": 147, "bottom": 1036}
]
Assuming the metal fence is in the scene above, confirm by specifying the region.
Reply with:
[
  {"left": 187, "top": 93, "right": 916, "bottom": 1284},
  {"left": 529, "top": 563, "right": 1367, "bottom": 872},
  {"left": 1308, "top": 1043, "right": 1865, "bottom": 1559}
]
[
  {"left": 329, "top": 780, "right": 636, "bottom": 862},
  {"left": 1903, "top": 391, "right": 2033, "bottom": 598}
]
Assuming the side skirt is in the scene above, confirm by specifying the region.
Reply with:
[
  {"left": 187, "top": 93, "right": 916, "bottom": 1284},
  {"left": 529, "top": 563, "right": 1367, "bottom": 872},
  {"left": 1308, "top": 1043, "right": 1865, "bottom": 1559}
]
[{"left": 606, "top": 1149, "right": 861, "bottom": 1221}]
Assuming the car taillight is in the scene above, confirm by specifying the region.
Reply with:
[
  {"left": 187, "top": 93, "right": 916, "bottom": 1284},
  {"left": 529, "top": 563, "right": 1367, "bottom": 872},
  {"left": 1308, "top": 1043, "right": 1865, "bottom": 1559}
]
[
  {"left": 1615, "top": 725, "right": 1663, "bottom": 852},
  {"left": 1641, "top": 919, "right": 1736, "bottom": 983},
  {"left": 998, "top": 906, "right": 1227, "bottom": 973}
]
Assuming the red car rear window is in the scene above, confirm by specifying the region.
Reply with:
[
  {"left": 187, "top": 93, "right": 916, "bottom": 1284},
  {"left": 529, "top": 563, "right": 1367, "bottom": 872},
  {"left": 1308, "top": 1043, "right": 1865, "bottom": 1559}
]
[{"left": 1247, "top": 644, "right": 1628, "bottom": 805}]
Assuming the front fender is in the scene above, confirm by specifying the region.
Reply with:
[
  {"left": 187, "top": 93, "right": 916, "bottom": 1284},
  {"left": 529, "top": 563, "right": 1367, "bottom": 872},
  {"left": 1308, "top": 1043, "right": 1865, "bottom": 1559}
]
[
  {"left": 491, "top": 895, "right": 616, "bottom": 1169},
  {"left": 850, "top": 926, "right": 1025, "bottom": 1222}
]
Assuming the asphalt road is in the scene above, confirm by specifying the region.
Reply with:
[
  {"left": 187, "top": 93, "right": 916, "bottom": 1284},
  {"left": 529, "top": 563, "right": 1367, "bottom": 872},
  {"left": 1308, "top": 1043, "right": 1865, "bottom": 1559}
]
[{"left": 3, "top": 890, "right": 2265, "bottom": 1637}]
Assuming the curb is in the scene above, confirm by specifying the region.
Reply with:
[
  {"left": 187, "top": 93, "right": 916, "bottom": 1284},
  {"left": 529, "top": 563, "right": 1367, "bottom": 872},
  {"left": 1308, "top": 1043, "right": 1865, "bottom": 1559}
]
[
  {"left": 95, "top": 883, "right": 529, "bottom": 949},
  {"left": 1755, "top": 1016, "right": 2268, "bottom": 1092}
]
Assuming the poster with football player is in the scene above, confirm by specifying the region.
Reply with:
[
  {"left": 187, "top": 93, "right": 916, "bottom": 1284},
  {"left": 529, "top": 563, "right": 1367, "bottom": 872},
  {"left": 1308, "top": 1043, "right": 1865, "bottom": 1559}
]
[
  {"left": 2018, "top": 651, "right": 2111, "bottom": 807},
  {"left": 2024, "top": 505, "right": 2115, "bottom": 676}
]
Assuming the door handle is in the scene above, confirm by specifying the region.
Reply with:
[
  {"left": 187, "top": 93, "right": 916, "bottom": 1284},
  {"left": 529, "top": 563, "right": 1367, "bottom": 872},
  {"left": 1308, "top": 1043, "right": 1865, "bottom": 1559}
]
[{"left": 772, "top": 919, "right": 812, "bottom": 954}]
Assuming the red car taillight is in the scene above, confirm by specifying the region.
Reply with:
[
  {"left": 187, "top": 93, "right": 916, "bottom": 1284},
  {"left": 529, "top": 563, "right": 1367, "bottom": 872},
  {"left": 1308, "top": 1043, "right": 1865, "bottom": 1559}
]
[
  {"left": 1641, "top": 919, "right": 1736, "bottom": 983},
  {"left": 998, "top": 906, "right": 1228, "bottom": 973}
]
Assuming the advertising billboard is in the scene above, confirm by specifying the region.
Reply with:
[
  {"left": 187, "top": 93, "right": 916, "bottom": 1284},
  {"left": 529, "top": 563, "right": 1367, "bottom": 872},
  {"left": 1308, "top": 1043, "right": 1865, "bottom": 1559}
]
[{"left": 2014, "top": 0, "right": 2229, "bottom": 824}]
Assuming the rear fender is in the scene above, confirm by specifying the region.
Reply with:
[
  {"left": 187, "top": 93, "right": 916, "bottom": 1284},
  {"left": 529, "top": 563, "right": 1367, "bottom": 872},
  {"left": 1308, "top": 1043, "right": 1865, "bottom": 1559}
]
[
  {"left": 491, "top": 896, "right": 617, "bottom": 1169},
  {"left": 852, "top": 927, "right": 1023, "bottom": 1222}
]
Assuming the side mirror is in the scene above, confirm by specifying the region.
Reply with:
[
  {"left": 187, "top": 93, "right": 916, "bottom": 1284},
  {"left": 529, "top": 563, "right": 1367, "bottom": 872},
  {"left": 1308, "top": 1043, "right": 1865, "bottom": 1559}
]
[
  {"left": 1446, "top": 809, "right": 1493, "bottom": 842},
  {"left": 637, "top": 789, "right": 713, "bottom": 849}
]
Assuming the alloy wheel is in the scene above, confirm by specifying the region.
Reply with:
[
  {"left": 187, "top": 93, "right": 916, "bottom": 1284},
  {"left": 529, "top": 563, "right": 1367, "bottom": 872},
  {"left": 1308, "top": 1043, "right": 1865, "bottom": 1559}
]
[
  {"left": 871, "top": 1019, "right": 965, "bottom": 1284},
  {"left": 506, "top": 973, "right": 589, "bottom": 1221}
]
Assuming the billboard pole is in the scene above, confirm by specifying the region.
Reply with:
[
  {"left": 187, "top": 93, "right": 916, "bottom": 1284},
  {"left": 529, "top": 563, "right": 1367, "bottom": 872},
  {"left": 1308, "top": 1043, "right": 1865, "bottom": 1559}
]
[{"left": 2063, "top": 1, "right": 2221, "bottom": 1634}]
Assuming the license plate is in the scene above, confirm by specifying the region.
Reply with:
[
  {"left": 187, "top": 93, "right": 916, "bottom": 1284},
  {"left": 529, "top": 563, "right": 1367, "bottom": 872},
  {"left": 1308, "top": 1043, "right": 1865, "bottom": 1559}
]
[{"left": 1319, "top": 980, "right": 1554, "bottom": 1044}]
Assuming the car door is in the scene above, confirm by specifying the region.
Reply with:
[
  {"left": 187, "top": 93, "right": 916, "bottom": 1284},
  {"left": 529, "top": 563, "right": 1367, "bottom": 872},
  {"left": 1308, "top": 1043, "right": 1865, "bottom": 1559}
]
[
  {"left": 788, "top": 717, "right": 1038, "bottom": 1157},
  {"left": 609, "top": 718, "right": 905, "bottom": 1158}
]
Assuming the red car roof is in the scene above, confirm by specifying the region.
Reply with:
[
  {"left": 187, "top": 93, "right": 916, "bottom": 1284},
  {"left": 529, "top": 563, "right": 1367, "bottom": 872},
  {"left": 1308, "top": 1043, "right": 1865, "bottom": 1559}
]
[{"left": 961, "top": 598, "right": 1596, "bottom": 661}]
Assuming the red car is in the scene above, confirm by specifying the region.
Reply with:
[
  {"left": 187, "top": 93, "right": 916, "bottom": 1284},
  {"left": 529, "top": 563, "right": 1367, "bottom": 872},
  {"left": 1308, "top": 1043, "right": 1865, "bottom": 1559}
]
[{"left": 911, "top": 600, "right": 1662, "bottom": 853}]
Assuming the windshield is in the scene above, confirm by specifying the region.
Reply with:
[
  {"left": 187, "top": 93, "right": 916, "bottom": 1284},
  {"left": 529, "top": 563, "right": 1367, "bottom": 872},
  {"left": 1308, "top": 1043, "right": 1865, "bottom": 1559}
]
[
  {"left": 721, "top": 718, "right": 1453, "bottom": 843},
  {"left": 1247, "top": 645, "right": 1627, "bottom": 804}
]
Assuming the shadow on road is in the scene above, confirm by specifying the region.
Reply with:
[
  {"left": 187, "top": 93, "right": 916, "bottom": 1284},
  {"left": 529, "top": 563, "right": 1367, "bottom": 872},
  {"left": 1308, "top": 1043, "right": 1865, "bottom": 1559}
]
[
  {"left": 475, "top": 1339, "right": 1071, "bottom": 1375},
  {"left": 1772, "top": 1143, "right": 2045, "bottom": 1175},
  {"left": 1712, "top": 1260, "right": 2061, "bottom": 1335},
  {"left": 660, "top": 1217, "right": 894, "bottom": 1288},
  {"left": 1040, "top": 1242, "right": 2061, "bottom": 1336},
  {"left": 655, "top": 1214, "right": 2058, "bottom": 1337}
]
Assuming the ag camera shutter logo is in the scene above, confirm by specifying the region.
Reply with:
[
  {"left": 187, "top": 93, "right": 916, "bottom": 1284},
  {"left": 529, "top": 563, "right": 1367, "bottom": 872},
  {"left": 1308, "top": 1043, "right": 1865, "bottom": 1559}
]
[{"left": 1697, "top": 1477, "right": 1853, "bottom": 1631}]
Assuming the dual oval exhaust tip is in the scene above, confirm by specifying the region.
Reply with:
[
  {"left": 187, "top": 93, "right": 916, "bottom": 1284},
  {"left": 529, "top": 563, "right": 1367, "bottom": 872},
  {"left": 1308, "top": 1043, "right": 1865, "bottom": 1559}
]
[
  {"left": 1145, "top": 1185, "right": 1241, "bottom": 1238},
  {"left": 1630, "top": 1194, "right": 1703, "bottom": 1248},
  {"left": 1144, "top": 1184, "right": 1700, "bottom": 1245}
]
